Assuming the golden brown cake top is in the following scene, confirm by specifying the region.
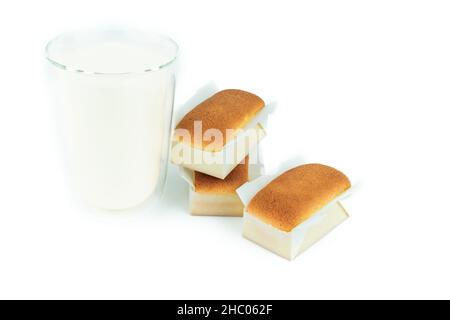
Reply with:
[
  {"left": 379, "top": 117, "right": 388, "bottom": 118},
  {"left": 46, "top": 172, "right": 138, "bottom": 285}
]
[
  {"left": 247, "top": 164, "right": 351, "bottom": 232},
  {"left": 175, "top": 89, "right": 264, "bottom": 151},
  {"left": 194, "top": 156, "right": 249, "bottom": 194}
]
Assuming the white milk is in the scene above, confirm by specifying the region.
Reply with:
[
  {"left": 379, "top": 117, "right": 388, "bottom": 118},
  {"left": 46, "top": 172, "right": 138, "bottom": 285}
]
[{"left": 47, "top": 31, "right": 177, "bottom": 209}]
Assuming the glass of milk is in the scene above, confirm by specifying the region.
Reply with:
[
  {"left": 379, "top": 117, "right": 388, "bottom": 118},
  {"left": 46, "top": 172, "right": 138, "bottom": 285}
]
[{"left": 46, "top": 29, "right": 178, "bottom": 210}]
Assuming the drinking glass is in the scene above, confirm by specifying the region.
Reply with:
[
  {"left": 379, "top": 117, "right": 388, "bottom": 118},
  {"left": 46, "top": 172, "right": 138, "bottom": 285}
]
[{"left": 46, "top": 29, "right": 178, "bottom": 210}]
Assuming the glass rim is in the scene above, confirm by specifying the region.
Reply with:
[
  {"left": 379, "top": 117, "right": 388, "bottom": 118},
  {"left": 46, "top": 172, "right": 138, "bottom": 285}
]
[{"left": 45, "top": 29, "right": 179, "bottom": 76}]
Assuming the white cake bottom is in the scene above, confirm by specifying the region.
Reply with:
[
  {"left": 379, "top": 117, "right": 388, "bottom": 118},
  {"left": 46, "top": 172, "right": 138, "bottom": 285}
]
[
  {"left": 243, "top": 201, "right": 349, "bottom": 260},
  {"left": 171, "top": 123, "right": 265, "bottom": 179},
  {"left": 189, "top": 189, "right": 244, "bottom": 216}
]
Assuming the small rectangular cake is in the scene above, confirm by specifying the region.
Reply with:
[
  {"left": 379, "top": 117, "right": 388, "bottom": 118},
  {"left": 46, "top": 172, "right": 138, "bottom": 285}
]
[
  {"left": 179, "top": 152, "right": 263, "bottom": 216},
  {"left": 190, "top": 156, "right": 250, "bottom": 216},
  {"left": 171, "top": 89, "right": 266, "bottom": 179},
  {"left": 239, "top": 163, "right": 351, "bottom": 260}
]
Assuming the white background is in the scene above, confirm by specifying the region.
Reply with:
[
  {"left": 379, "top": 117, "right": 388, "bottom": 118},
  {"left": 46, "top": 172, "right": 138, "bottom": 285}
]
[{"left": 0, "top": 0, "right": 449, "bottom": 299}]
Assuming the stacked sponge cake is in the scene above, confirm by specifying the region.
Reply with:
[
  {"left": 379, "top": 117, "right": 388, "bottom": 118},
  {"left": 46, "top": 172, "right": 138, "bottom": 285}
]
[
  {"left": 172, "top": 88, "right": 352, "bottom": 260},
  {"left": 172, "top": 89, "right": 267, "bottom": 216}
]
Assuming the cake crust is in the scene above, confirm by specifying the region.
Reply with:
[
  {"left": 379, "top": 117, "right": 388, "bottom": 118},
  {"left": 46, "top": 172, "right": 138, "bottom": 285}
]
[
  {"left": 194, "top": 156, "right": 249, "bottom": 194},
  {"left": 175, "top": 89, "right": 264, "bottom": 151},
  {"left": 247, "top": 164, "right": 351, "bottom": 232}
]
